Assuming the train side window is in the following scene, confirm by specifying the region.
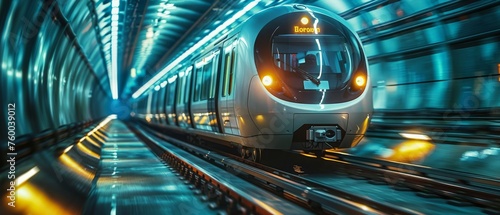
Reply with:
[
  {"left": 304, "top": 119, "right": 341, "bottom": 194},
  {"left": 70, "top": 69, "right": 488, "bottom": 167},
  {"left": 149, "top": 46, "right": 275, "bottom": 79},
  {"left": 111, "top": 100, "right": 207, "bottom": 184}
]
[
  {"left": 176, "top": 76, "right": 183, "bottom": 104},
  {"left": 164, "top": 85, "right": 169, "bottom": 106},
  {"left": 201, "top": 67, "right": 206, "bottom": 102},
  {"left": 209, "top": 54, "right": 219, "bottom": 99},
  {"left": 139, "top": 98, "right": 144, "bottom": 113},
  {"left": 157, "top": 88, "right": 162, "bottom": 113},
  {"left": 160, "top": 89, "right": 165, "bottom": 111},
  {"left": 154, "top": 91, "right": 160, "bottom": 114},
  {"left": 193, "top": 66, "right": 202, "bottom": 102},
  {"left": 228, "top": 48, "right": 236, "bottom": 96},
  {"left": 162, "top": 87, "right": 167, "bottom": 114},
  {"left": 201, "top": 59, "right": 213, "bottom": 101},
  {"left": 184, "top": 67, "right": 192, "bottom": 104},
  {"left": 144, "top": 96, "right": 149, "bottom": 113},
  {"left": 167, "top": 81, "right": 176, "bottom": 105},
  {"left": 150, "top": 91, "right": 156, "bottom": 115},
  {"left": 222, "top": 51, "right": 232, "bottom": 97},
  {"left": 147, "top": 91, "right": 153, "bottom": 115}
]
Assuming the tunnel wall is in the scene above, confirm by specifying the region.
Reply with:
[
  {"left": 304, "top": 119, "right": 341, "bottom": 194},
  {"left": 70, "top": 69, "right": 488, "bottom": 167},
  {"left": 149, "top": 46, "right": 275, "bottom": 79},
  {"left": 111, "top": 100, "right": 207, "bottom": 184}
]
[
  {"left": 316, "top": 0, "right": 500, "bottom": 116},
  {"left": 1, "top": 0, "right": 110, "bottom": 154}
]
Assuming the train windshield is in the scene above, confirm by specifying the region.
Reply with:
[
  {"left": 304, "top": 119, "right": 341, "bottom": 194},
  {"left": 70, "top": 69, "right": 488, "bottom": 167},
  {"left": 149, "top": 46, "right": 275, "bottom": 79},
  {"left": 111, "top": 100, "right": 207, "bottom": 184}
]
[
  {"left": 254, "top": 12, "right": 367, "bottom": 104},
  {"left": 272, "top": 34, "right": 353, "bottom": 89}
]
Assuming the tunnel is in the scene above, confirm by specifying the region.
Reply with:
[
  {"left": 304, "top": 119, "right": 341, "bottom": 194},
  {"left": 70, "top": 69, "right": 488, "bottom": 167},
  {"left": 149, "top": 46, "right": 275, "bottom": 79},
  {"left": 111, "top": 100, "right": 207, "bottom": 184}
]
[{"left": 1, "top": 0, "right": 499, "bottom": 214}]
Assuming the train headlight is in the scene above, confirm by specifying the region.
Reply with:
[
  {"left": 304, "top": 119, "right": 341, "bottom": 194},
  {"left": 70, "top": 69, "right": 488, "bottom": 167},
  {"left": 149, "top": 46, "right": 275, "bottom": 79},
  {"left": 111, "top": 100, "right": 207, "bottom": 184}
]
[
  {"left": 301, "top": 17, "right": 309, "bottom": 25},
  {"left": 262, "top": 75, "right": 273, "bottom": 86},
  {"left": 355, "top": 75, "right": 366, "bottom": 87}
]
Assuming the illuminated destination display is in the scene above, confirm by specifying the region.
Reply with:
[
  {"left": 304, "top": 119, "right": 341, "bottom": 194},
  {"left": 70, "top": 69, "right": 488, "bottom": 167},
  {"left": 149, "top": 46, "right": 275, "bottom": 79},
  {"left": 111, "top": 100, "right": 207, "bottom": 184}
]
[{"left": 294, "top": 26, "right": 321, "bottom": 33}]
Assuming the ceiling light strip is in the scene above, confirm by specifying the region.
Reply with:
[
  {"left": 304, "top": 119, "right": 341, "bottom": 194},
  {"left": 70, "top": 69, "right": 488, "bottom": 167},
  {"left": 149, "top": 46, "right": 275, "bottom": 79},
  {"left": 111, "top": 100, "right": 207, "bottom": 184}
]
[
  {"left": 132, "top": 0, "right": 261, "bottom": 99},
  {"left": 109, "top": 0, "right": 120, "bottom": 99}
]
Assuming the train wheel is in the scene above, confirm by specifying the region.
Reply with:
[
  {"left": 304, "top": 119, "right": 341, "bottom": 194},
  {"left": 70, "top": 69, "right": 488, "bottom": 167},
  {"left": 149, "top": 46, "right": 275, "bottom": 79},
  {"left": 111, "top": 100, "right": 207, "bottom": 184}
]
[{"left": 250, "top": 148, "right": 261, "bottom": 163}]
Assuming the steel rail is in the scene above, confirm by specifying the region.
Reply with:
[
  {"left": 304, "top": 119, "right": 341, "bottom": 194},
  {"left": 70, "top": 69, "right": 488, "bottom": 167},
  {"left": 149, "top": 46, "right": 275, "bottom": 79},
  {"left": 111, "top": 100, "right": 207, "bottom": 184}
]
[
  {"left": 323, "top": 151, "right": 500, "bottom": 211},
  {"left": 135, "top": 121, "right": 420, "bottom": 215},
  {"left": 129, "top": 123, "right": 316, "bottom": 215}
]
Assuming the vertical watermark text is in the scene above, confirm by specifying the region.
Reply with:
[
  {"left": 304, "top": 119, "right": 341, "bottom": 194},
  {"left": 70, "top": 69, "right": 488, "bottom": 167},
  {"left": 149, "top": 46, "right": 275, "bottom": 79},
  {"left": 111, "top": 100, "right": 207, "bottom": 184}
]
[{"left": 6, "top": 103, "right": 17, "bottom": 207}]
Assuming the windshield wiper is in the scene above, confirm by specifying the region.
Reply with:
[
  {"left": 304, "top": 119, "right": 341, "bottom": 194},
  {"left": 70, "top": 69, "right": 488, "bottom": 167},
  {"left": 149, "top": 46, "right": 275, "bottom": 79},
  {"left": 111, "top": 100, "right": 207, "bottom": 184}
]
[
  {"left": 294, "top": 67, "right": 321, "bottom": 86},
  {"left": 275, "top": 58, "right": 321, "bottom": 86}
]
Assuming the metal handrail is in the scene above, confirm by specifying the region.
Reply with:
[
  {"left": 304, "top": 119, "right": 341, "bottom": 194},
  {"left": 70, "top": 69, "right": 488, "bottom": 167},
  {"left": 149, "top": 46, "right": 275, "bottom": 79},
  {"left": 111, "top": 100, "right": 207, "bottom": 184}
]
[{"left": 1, "top": 119, "right": 99, "bottom": 171}]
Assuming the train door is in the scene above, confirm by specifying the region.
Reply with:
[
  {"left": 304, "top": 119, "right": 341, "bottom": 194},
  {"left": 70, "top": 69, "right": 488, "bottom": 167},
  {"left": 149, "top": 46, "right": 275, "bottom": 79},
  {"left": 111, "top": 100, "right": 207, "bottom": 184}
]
[
  {"left": 156, "top": 88, "right": 164, "bottom": 124},
  {"left": 192, "top": 50, "right": 219, "bottom": 132},
  {"left": 165, "top": 75, "right": 177, "bottom": 125},
  {"left": 159, "top": 86, "right": 167, "bottom": 125},
  {"left": 150, "top": 91, "right": 158, "bottom": 123},
  {"left": 175, "top": 67, "right": 190, "bottom": 128},
  {"left": 218, "top": 38, "right": 238, "bottom": 135}
]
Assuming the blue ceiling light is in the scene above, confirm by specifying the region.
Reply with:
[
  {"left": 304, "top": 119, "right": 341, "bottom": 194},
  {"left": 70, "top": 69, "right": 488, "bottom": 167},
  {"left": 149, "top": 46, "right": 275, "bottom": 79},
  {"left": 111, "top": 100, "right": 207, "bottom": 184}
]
[
  {"left": 108, "top": 0, "right": 120, "bottom": 99},
  {"left": 132, "top": 0, "right": 262, "bottom": 99},
  {"left": 133, "top": 3, "right": 176, "bottom": 74}
]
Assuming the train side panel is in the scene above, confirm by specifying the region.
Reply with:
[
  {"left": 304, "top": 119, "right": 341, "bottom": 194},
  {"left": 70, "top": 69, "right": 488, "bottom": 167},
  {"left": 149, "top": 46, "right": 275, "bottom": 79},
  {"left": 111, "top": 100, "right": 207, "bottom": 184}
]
[{"left": 175, "top": 66, "right": 193, "bottom": 129}]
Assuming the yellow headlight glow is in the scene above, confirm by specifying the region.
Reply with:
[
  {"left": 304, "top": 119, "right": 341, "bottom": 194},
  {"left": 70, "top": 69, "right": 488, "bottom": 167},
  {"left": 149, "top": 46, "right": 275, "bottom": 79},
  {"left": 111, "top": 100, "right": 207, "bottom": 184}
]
[
  {"left": 301, "top": 17, "right": 309, "bottom": 25},
  {"left": 355, "top": 75, "right": 366, "bottom": 87},
  {"left": 262, "top": 75, "right": 273, "bottom": 86}
]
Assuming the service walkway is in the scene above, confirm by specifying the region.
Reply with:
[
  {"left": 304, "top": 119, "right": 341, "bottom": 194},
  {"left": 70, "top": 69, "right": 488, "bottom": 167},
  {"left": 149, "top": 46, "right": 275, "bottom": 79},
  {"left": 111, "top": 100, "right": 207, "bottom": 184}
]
[{"left": 83, "top": 120, "right": 213, "bottom": 214}]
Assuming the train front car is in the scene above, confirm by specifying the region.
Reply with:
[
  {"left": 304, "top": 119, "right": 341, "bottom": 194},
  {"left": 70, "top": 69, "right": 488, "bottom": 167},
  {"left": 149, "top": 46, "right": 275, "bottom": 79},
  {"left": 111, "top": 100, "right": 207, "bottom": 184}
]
[{"left": 244, "top": 5, "right": 373, "bottom": 153}]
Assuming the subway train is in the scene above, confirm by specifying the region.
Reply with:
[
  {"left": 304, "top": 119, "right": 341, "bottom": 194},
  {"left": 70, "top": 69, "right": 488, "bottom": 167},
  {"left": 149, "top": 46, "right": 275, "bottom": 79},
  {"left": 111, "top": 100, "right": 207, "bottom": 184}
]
[{"left": 132, "top": 4, "right": 373, "bottom": 161}]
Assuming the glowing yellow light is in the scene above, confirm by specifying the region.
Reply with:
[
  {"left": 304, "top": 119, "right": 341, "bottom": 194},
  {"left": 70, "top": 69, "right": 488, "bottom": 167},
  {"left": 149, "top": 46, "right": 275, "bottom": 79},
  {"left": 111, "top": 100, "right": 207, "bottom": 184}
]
[
  {"left": 262, "top": 75, "right": 273, "bottom": 86},
  {"left": 94, "top": 130, "right": 108, "bottom": 141},
  {"left": 17, "top": 185, "right": 32, "bottom": 199},
  {"left": 85, "top": 136, "right": 102, "bottom": 148},
  {"left": 322, "top": 157, "right": 336, "bottom": 161},
  {"left": 59, "top": 154, "right": 93, "bottom": 180},
  {"left": 360, "top": 205, "right": 370, "bottom": 211},
  {"left": 355, "top": 75, "right": 365, "bottom": 87},
  {"left": 300, "top": 152, "right": 317, "bottom": 158},
  {"left": 63, "top": 145, "right": 74, "bottom": 153},
  {"left": 497, "top": 64, "right": 500, "bottom": 82},
  {"left": 387, "top": 140, "right": 435, "bottom": 162},
  {"left": 4, "top": 183, "right": 76, "bottom": 215},
  {"left": 77, "top": 142, "right": 100, "bottom": 159},
  {"left": 199, "top": 115, "right": 208, "bottom": 124},
  {"left": 16, "top": 166, "right": 40, "bottom": 186},
  {"left": 255, "top": 115, "right": 264, "bottom": 122},
  {"left": 301, "top": 17, "right": 309, "bottom": 25},
  {"left": 399, "top": 133, "right": 431, "bottom": 140},
  {"left": 294, "top": 26, "right": 321, "bottom": 33}
]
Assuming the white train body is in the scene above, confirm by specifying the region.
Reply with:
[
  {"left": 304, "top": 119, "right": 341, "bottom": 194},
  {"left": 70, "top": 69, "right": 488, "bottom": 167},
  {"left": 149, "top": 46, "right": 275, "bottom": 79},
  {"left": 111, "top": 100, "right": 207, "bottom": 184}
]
[{"left": 133, "top": 4, "right": 373, "bottom": 152}]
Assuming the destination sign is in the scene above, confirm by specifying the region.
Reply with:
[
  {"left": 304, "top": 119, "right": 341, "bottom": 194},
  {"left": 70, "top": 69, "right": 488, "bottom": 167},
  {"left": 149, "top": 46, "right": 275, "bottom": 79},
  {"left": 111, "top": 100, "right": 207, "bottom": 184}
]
[{"left": 294, "top": 26, "right": 321, "bottom": 34}]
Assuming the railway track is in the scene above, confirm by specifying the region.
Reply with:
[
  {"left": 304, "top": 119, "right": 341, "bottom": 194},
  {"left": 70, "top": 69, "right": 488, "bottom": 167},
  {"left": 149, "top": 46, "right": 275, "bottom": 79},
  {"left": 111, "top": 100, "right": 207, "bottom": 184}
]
[
  {"left": 129, "top": 123, "right": 315, "bottom": 215},
  {"left": 135, "top": 120, "right": 500, "bottom": 214},
  {"left": 321, "top": 150, "right": 500, "bottom": 214},
  {"left": 131, "top": 121, "right": 421, "bottom": 214},
  {"left": 258, "top": 149, "right": 499, "bottom": 214}
]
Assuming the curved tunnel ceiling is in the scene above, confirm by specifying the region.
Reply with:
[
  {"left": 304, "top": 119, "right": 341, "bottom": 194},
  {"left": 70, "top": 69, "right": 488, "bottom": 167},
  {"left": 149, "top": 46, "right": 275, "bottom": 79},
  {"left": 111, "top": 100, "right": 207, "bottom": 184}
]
[
  {"left": 1, "top": 0, "right": 499, "bottom": 153},
  {"left": 92, "top": 0, "right": 341, "bottom": 100},
  {"left": 5, "top": 0, "right": 497, "bottom": 103},
  {"left": 115, "top": 0, "right": 500, "bottom": 102},
  {"left": 2, "top": 1, "right": 500, "bottom": 213},
  {"left": 92, "top": 0, "right": 241, "bottom": 100}
]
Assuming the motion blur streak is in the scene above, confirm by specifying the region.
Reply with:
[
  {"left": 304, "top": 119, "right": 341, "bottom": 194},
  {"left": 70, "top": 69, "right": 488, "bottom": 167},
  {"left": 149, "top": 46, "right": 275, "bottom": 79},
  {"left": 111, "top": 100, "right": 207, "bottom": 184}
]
[
  {"left": 3, "top": 184, "right": 74, "bottom": 215},
  {"left": 385, "top": 140, "right": 435, "bottom": 163},
  {"left": 58, "top": 154, "right": 94, "bottom": 180}
]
